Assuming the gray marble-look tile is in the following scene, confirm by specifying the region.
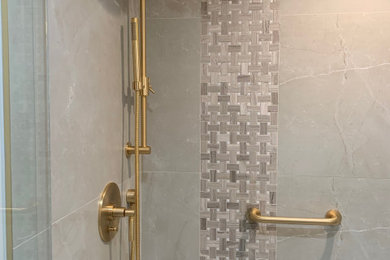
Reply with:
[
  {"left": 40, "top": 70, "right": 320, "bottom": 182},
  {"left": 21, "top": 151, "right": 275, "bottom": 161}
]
[
  {"left": 279, "top": 73, "right": 346, "bottom": 177},
  {"left": 280, "top": 0, "right": 390, "bottom": 15},
  {"left": 277, "top": 176, "right": 390, "bottom": 260},
  {"left": 49, "top": 0, "right": 127, "bottom": 221},
  {"left": 277, "top": 176, "right": 339, "bottom": 259},
  {"left": 143, "top": 18, "right": 200, "bottom": 173},
  {"left": 13, "top": 229, "right": 51, "bottom": 260},
  {"left": 280, "top": 66, "right": 390, "bottom": 178},
  {"left": 277, "top": 230, "right": 340, "bottom": 260},
  {"left": 280, "top": 14, "right": 345, "bottom": 83},
  {"left": 333, "top": 177, "right": 390, "bottom": 230},
  {"left": 277, "top": 176, "right": 336, "bottom": 217},
  {"left": 280, "top": 13, "right": 390, "bottom": 84},
  {"left": 333, "top": 229, "right": 390, "bottom": 260},
  {"left": 141, "top": 172, "right": 199, "bottom": 260},
  {"left": 337, "top": 13, "right": 390, "bottom": 68},
  {"left": 278, "top": 229, "right": 390, "bottom": 260},
  {"left": 146, "top": 0, "right": 200, "bottom": 18},
  {"left": 51, "top": 198, "right": 121, "bottom": 260}
]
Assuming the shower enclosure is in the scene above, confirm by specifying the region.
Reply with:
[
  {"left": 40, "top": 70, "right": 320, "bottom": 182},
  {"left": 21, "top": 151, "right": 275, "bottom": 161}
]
[
  {"left": 2, "top": 0, "right": 390, "bottom": 259},
  {"left": 1, "top": 0, "right": 50, "bottom": 259}
]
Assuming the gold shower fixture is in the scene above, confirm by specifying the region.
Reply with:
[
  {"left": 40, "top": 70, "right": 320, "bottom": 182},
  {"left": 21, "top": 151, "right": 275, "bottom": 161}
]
[
  {"left": 125, "top": 0, "right": 154, "bottom": 258},
  {"left": 125, "top": 0, "right": 155, "bottom": 157},
  {"left": 98, "top": 1, "right": 152, "bottom": 260}
]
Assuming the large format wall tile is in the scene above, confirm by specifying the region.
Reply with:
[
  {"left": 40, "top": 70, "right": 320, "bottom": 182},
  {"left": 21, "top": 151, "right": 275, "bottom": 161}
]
[
  {"left": 279, "top": 15, "right": 344, "bottom": 83},
  {"left": 337, "top": 13, "right": 390, "bottom": 68},
  {"left": 277, "top": 176, "right": 390, "bottom": 260},
  {"left": 280, "top": 67, "right": 390, "bottom": 179},
  {"left": 280, "top": 12, "right": 390, "bottom": 179},
  {"left": 143, "top": 18, "right": 200, "bottom": 173},
  {"left": 277, "top": 176, "right": 336, "bottom": 217},
  {"left": 279, "top": 73, "right": 346, "bottom": 177},
  {"left": 280, "top": 0, "right": 390, "bottom": 15},
  {"left": 280, "top": 13, "right": 390, "bottom": 82},
  {"left": 49, "top": 0, "right": 131, "bottom": 259},
  {"left": 334, "top": 230, "right": 390, "bottom": 260},
  {"left": 51, "top": 198, "right": 120, "bottom": 260},
  {"left": 141, "top": 172, "right": 199, "bottom": 260},
  {"left": 278, "top": 2, "right": 390, "bottom": 259},
  {"left": 49, "top": 0, "right": 126, "bottom": 222},
  {"left": 333, "top": 177, "right": 390, "bottom": 230},
  {"left": 146, "top": 0, "right": 200, "bottom": 18}
]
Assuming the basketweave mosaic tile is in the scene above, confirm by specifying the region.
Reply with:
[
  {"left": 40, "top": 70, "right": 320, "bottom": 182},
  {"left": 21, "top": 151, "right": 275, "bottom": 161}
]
[{"left": 200, "top": 0, "right": 279, "bottom": 259}]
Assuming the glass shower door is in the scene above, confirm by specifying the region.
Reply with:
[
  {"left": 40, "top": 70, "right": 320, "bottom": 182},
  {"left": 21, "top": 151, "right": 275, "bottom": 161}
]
[{"left": 1, "top": 0, "right": 50, "bottom": 259}]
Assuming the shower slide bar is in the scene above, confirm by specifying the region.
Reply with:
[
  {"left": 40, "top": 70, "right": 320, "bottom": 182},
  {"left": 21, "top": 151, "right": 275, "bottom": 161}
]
[
  {"left": 98, "top": 1, "right": 153, "bottom": 260},
  {"left": 248, "top": 208, "right": 342, "bottom": 226}
]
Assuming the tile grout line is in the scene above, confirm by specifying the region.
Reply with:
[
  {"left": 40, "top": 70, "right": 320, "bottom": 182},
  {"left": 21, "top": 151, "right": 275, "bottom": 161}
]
[
  {"left": 280, "top": 10, "right": 390, "bottom": 17},
  {"left": 143, "top": 171, "right": 199, "bottom": 174},
  {"left": 146, "top": 16, "right": 200, "bottom": 20},
  {"left": 278, "top": 174, "right": 390, "bottom": 180}
]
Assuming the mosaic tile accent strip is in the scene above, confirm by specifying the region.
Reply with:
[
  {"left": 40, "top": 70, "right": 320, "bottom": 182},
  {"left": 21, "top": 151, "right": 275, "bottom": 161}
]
[{"left": 200, "top": 0, "right": 279, "bottom": 259}]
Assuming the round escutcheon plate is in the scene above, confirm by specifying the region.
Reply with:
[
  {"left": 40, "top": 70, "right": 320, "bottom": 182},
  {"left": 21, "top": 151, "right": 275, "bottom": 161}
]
[{"left": 98, "top": 182, "right": 121, "bottom": 242}]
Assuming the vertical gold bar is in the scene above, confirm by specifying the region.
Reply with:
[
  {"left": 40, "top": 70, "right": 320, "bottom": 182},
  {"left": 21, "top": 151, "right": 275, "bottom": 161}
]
[
  {"left": 1, "top": 0, "right": 13, "bottom": 259},
  {"left": 130, "top": 17, "right": 141, "bottom": 260},
  {"left": 141, "top": 96, "right": 146, "bottom": 148},
  {"left": 134, "top": 86, "right": 140, "bottom": 260},
  {"left": 140, "top": 0, "right": 148, "bottom": 149},
  {"left": 131, "top": 18, "right": 140, "bottom": 84},
  {"left": 140, "top": 0, "right": 146, "bottom": 80},
  {"left": 129, "top": 217, "right": 136, "bottom": 260}
]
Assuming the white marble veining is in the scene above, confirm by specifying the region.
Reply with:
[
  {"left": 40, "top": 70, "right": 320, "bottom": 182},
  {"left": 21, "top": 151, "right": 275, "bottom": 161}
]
[
  {"left": 277, "top": 176, "right": 390, "bottom": 259},
  {"left": 52, "top": 198, "right": 121, "bottom": 260},
  {"left": 278, "top": 1, "right": 390, "bottom": 259}
]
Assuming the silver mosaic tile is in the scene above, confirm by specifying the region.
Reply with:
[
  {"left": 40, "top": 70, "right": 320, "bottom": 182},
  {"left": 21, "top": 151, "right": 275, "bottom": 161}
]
[{"left": 200, "top": 0, "right": 279, "bottom": 259}]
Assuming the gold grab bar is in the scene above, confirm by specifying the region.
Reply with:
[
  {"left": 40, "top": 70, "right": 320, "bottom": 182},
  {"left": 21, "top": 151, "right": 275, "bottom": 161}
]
[{"left": 248, "top": 208, "right": 342, "bottom": 226}]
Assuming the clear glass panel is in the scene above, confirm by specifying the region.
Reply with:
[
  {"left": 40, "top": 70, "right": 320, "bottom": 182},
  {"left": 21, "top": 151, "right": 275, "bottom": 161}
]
[{"left": 2, "top": 0, "right": 50, "bottom": 259}]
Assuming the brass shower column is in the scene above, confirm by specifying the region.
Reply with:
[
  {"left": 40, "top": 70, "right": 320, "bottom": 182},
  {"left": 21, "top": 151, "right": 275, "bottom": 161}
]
[
  {"left": 130, "top": 17, "right": 141, "bottom": 260},
  {"left": 98, "top": 2, "right": 152, "bottom": 260},
  {"left": 125, "top": 0, "right": 154, "bottom": 157},
  {"left": 126, "top": 1, "right": 154, "bottom": 259}
]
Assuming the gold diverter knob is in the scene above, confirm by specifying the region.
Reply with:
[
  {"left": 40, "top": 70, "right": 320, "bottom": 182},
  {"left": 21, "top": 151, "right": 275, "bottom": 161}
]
[{"left": 98, "top": 183, "right": 135, "bottom": 242}]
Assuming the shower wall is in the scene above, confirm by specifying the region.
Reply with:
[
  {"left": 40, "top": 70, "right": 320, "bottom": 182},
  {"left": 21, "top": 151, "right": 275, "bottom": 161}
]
[
  {"left": 200, "top": 1, "right": 279, "bottom": 259},
  {"left": 142, "top": 1, "right": 200, "bottom": 259},
  {"left": 278, "top": 0, "right": 390, "bottom": 259},
  {"left": 48, "top": 1, "right": 133, "bottom": 259}
]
